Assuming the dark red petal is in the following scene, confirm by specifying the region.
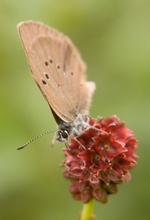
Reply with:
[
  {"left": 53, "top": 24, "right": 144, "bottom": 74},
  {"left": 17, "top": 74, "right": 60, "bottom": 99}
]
[{"left": 92, "top": 187, "right": 108, "bottom": 203}]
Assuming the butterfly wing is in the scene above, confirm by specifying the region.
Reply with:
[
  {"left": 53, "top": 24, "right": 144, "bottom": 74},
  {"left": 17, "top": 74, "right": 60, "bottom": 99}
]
[{"left": 17, "top": 21, "right": 95, "bottom": 123}]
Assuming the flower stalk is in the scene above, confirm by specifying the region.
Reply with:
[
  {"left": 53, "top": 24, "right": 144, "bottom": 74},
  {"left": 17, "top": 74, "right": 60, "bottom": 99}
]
[{"left": 80, "top": 199, "right": 94, "bottom": 220}]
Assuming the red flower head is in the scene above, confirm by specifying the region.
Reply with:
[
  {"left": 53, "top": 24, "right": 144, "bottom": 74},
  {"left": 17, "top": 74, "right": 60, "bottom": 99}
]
[{"left": 62, "top": 116, "right": 138, "bottom": 203}]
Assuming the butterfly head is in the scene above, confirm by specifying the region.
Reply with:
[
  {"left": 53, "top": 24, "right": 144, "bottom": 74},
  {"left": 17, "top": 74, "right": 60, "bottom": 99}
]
[{"left": 56, "top": 114, "right": 90, "bottom": 142}]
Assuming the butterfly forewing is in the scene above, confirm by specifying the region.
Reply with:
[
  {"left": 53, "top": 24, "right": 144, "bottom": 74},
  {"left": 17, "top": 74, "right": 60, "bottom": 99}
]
[{"left": 17, "top": 21, "right": 95, "bottom": 123}]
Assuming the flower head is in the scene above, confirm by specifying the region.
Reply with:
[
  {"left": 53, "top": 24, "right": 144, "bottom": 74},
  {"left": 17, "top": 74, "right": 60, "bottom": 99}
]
[{"left": 62, "top": 116, "right": 138, "bottom": 203}]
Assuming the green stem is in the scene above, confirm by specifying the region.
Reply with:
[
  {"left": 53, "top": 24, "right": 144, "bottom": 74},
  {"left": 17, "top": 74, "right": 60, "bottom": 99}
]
[{"left": 80, "top": 199, "right": 94, "bottom": 220}]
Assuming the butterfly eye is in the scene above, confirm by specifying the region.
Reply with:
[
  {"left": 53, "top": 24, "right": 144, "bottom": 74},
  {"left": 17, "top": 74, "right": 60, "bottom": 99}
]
[
  {"left": 61, "top": 130, "right": 69, "bottom": 139},
  {"left": 57, "top": 129, "right": 69, "bottom": 142}
]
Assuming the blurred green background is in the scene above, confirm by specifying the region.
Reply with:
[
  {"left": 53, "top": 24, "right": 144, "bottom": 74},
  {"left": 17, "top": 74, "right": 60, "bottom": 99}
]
[{"left": 0, "top": 0, "right": 149, "bottom": 219}]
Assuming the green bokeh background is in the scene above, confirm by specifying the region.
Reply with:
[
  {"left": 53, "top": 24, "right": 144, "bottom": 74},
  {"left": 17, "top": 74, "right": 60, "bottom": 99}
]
[{"left": 0, "top": 0, "right": 149, "bottom": 219}]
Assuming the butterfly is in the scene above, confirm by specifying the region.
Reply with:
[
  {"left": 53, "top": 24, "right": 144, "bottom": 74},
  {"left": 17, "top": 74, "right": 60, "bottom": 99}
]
[{"left": 17, "top": 21, "right": 95, "bottom": 145}]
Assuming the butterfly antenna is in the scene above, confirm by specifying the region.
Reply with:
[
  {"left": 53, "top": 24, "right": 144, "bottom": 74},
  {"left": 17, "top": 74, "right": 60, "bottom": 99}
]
[{"left": 17, "top": 130, "right": 57, "bottom": 150}]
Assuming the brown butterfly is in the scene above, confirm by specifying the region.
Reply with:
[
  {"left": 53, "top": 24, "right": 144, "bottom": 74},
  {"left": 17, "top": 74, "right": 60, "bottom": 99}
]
[{"left": 17, "top": 21, "right": 95, "bottom": 147}]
